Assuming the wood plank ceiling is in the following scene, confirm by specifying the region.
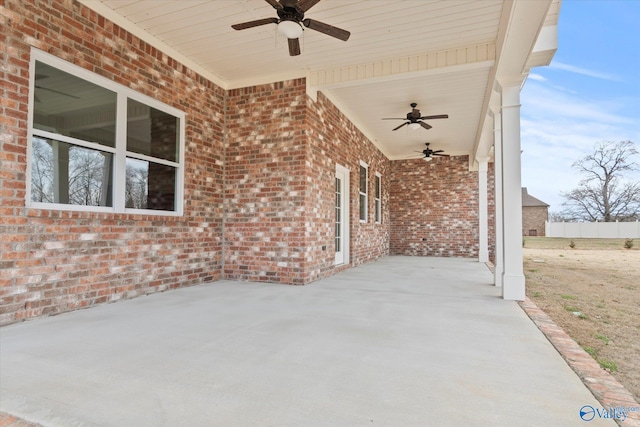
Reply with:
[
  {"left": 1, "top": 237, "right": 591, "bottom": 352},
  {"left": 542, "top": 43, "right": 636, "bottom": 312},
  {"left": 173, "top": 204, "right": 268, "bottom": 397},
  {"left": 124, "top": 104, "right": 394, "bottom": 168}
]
[{"left": 80, "top": 0, "right": 548, "bottom": 162}]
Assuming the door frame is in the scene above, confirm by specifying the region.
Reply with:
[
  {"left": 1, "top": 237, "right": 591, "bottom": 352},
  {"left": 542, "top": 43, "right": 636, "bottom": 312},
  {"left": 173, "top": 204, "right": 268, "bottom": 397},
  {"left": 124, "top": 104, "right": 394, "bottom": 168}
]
[{"left": 335, "top": 163, "right": 350, "bottom": 265}]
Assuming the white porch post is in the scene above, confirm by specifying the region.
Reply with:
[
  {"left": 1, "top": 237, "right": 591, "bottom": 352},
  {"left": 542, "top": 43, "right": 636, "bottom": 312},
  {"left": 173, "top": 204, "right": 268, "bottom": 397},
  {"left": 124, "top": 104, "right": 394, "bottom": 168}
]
[
  {"left": 493, "top": 109, "right": 504, "bottom": 287},
  {"left": 500, "top": 85, "right": 525, "bottom": 300},
  {"left": 478, "top": 159, "right": 489, "bottom": 263}
]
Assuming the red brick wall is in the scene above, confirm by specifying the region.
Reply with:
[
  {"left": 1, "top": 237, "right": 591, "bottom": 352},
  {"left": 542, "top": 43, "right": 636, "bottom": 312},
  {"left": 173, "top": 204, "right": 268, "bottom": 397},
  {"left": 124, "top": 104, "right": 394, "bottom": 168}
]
[
  {"left": 389, "top": 156, "right": 483, "bottom": 258},
  {"left": 224, "top": 80, "right": 311, "bottom": 284},
  {"left": 0, "top": 0, "right": 225, "bottom": 324},
  {"left": 223, "top": 86, "right": 390, "bottom": 284},
  {"left": 307, "top": 93, "right": 390, "bottom": 268},
  {"left": 0, "top": 0, "right": 490, "bottom": 324}
]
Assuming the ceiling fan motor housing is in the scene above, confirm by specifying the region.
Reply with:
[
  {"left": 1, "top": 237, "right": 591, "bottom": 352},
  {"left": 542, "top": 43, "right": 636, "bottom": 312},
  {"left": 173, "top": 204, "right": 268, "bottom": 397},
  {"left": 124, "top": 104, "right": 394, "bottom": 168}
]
[{"left": 277, "top": 5, "right": 304, "bottom": 23}]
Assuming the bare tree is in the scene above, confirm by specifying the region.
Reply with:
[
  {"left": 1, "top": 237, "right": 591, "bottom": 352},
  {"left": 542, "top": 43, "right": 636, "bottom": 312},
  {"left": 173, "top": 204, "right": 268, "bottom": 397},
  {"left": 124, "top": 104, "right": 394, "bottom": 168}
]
[
  {"left": 30, "top": 139, "right": 110, "bottom": 206},
  {"left": 548, "top": 211, "right": 578, "bottom": 222},
  {"left": 561, "top": 140, "right": 640, "bottom": 222},
  {"left": 68, "top": 148, "right": 108, "bottom": 206},
  {"left": 30, "top": 138, "right": 54, "bottom": 203},
  {"left": 125, "top": 162, "right": 149, "bottom": 209}
]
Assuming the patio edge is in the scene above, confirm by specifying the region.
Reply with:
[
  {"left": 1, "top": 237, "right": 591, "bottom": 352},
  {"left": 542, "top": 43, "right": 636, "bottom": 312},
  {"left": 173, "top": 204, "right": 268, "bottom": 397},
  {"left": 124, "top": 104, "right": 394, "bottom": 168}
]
[{"left": 519, "top": 297, "right": 640, "bottom": 427}]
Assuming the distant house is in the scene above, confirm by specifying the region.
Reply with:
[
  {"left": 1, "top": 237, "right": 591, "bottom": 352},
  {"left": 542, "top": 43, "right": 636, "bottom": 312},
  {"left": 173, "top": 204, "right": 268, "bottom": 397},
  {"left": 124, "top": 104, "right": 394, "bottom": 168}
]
[{"left": 522, "top": 188, "right": 550, "bottom": 236}]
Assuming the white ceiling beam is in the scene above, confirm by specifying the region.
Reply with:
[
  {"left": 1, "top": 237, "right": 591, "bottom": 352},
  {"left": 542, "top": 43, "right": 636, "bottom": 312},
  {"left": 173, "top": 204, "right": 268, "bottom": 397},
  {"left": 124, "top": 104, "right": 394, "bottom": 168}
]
[
  {"left": 308, "top": 43, "right": 496, "bottom": 93},
  {"left": 471, "top": 0, "right": 556, "bottom": 169}
]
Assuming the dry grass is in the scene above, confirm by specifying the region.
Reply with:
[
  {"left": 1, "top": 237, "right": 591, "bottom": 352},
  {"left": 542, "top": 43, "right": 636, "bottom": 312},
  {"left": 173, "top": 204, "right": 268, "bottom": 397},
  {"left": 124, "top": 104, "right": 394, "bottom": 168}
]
[{"left": 523, "top": 237, "right": 640, "bottom": 402}]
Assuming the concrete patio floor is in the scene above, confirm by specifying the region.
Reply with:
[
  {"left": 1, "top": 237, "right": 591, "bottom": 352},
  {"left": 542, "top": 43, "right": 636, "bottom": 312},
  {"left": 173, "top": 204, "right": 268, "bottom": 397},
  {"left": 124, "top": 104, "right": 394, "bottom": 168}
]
[{"left": 1, "top": 256, "right": 615, "bottom": 426}]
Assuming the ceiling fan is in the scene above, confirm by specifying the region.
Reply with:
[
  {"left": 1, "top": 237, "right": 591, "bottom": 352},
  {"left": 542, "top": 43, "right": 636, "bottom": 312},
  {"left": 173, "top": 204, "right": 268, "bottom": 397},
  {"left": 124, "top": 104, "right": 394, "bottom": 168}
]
[
  {"left": 231, "top": 0, "right": 351, "bottom": 56},
  {"left": 382, "top": 103, "right": 448, "bottom": 131},
  {"left": 413, "top": 143, "right": 449, "bottom": 162}
]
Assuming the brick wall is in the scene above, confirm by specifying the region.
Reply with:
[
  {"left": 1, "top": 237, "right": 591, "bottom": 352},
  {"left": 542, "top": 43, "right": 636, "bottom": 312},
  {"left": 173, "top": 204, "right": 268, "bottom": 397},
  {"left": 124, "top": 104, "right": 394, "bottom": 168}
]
[
  {"left": 307, "top": 93, "right": 390, "bottom": 268},
  {"left": 223, "top": 86, "right": 390, "bottom": 284},
  {"left": 224, "top": 80, "right": 311, "bottom": 284},
  {"left": 0, "top": 0, "right": 225, "bottom": 324},
  {"left": 523, "top": 206, "right": 548, "bottom": 236},
  {"left": 389, "top": 156, "right": 485, "bottom": 258},
  {"left": 0, "top": 0, "right": 490, "bottom": 324}
]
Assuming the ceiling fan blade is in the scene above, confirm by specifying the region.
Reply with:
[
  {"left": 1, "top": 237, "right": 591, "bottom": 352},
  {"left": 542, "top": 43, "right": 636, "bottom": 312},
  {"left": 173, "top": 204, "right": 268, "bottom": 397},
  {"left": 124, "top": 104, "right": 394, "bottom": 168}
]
[
  {"left": 381, "top": 118, "right": 406, "bottom": 120},
  {"left": 419, "top": 114, "right": 449, "bottom": 120},
  {"left": 432, "top": 150, "right": 444, "bottom": 154},
  {"left": 392, "top": 122, "right": 409, "bottom": 131},
  {"left": 288, "top": 38, "right": 301, "bottom": 56},
  {"left": 232, "top": 17, "right": 278, "bottom": 31},
  {"left": 297, "top": 0, "right": 321, "bottom": 12},
  {"left": 419, "top": 121, "right": 432, "bottom": 130},
  {"left": 432, "top": 153, "right": 449, "bottom": 156},
  {"left": 302, "top": 18, "right": 350, "bottom": 41},
  {"left": 264, "top": 0, "right": 284, "bottom": 9}
]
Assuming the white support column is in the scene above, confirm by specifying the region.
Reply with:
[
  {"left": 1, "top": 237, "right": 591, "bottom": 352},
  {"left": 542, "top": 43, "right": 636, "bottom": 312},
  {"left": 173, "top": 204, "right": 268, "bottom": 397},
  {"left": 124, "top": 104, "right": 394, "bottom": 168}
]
[
  {"left": 478, "top": 159, "right": 489, "bottom": 263},
  {"left": 493, "top": 109, "right": 504, "bottom": 287},
  {"left": 500, "top": 85, "right": 525, "bottom": 300}
]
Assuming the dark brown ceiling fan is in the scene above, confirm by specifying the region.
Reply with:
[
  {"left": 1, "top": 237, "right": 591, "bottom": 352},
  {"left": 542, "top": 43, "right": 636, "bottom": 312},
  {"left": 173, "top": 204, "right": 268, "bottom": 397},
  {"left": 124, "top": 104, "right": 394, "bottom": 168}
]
[
  {"left": 412, "top": 142, "right": 449, "bottom": 162},
  {"left": 383, "top": 103, "right": 448, "bottom": 131},
  {"left": 231, "top": 0, "right": 351, "bottom": 56}
]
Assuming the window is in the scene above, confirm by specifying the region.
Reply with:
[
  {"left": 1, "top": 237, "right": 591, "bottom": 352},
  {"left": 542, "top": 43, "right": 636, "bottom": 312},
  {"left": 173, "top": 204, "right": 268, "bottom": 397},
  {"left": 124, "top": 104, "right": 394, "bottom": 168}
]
[
  {"left": 359, "top": 161, "right": 368, "bottom": 222},
  {"left": 374, "top": 173, "right": 381, "bottom": 223},
  {"left": 27, "top": 49, "right": 185, "bottom": 215}
]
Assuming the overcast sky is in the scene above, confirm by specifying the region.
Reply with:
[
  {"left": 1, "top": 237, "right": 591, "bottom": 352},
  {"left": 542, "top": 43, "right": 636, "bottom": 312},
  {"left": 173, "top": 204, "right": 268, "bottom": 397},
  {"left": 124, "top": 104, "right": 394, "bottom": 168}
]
[{"left": 520, "top": 0, "right": 640, "bottom": 212}]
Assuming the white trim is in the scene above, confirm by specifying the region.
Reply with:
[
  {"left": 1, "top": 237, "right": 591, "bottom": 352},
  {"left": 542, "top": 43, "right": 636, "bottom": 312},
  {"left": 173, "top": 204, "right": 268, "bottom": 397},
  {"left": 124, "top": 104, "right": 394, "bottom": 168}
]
[
  {"left": 374, "top": 172, "right": 382, "bottom": 224},
  {"left": 478, "top": 159, "right": 489, "bottom": 263},
  {"left": 335, "top": 163, "right": 350, "bottom": 266},
  {"left": 113, "top": 93, "right": 128, "bottom": 212},
  {"left": 493, "top": 109, "right": 504, "bottom": 287},
  {"left": 358, "top": 161, "right": 369, "bottom": 223},
  {"left": 500, "top": 84, "right": 525, "bottom": 300},
  {"left": 31, "top": 130, "right": 117, "bottom": 155},
  {"left": 27, "top": 48, "right": 185, "bottom": 216}
]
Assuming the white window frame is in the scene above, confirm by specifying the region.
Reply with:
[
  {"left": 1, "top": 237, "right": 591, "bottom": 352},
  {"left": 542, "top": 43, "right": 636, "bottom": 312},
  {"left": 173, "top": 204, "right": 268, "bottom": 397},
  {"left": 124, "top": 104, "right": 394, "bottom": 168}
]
[
  {"left": 374, "top": 172, "right": 382, "bottom": 224},
  {"left": 335, "top": 163, "right": 350, "bottom": 266},
  {"left": 26, "top": 48, "right": 186, "bottom": 216},
  {"left": 359, "top": 160, "right": 368, "bottom": 223}
]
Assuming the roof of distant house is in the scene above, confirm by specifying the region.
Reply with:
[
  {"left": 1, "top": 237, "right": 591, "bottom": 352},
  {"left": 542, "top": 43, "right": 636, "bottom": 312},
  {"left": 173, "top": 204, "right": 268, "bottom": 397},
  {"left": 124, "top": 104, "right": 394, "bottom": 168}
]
[{"left": 522, "top": 188, "right": 549, "bottom": 207}]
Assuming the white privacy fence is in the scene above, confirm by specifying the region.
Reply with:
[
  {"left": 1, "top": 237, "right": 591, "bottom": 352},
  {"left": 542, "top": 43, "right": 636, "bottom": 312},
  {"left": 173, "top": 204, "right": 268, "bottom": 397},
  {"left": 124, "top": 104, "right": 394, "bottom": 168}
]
[{"left": 546, "top": 221, "right": 640, "bottom": 238}]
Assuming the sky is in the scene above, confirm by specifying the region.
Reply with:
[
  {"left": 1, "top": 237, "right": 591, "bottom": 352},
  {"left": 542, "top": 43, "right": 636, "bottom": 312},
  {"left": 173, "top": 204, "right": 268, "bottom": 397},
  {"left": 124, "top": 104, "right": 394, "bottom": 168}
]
[{"left": 520, "top": 0, "right": 640, "bottom": 212}]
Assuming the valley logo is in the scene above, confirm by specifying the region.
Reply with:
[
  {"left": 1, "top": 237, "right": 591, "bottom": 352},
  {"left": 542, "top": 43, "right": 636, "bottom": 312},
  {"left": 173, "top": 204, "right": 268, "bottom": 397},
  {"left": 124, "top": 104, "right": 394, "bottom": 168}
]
[{"left": 580, "top": 405, "right": 640, "bottom": 422}]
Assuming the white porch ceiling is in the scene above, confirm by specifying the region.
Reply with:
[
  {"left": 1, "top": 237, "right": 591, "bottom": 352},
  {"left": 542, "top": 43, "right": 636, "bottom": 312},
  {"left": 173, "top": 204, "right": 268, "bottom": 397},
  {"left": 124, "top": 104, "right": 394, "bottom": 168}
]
[{"left": 80, "top": 0, "right": 559, "bottom": 164}]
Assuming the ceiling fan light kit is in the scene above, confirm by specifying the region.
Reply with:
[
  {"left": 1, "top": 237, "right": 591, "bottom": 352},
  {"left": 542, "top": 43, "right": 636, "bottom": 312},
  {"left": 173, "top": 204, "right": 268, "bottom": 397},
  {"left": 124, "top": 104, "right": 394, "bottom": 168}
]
[
  {"left": 278, "top": 20, "right": 303, "bottom": 38},
  {"left": 413, "top": 142, "right": 449, "bottom": 161},
  {"left": 416, "top": 142, "right": 449, "bottom": 162},
  {"left": 231, "top": 0, "right": 350, "bottom": 56}
]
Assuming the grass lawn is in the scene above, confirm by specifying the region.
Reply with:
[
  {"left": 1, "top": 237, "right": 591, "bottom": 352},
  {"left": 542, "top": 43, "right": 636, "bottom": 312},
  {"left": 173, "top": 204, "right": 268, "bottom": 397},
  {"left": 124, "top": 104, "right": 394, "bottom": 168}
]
[{"left": 523, "top": 237, "right": 639, "bottom": 402}]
